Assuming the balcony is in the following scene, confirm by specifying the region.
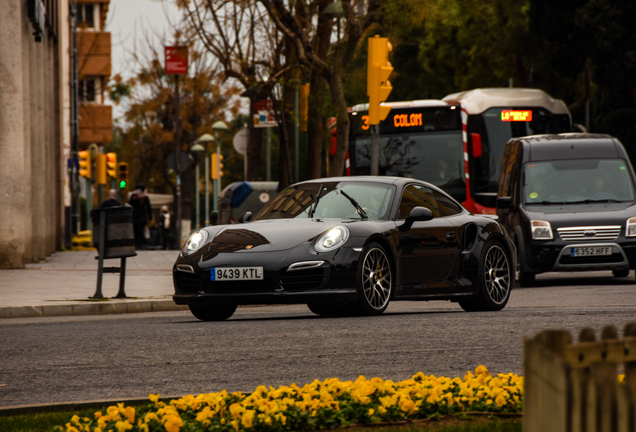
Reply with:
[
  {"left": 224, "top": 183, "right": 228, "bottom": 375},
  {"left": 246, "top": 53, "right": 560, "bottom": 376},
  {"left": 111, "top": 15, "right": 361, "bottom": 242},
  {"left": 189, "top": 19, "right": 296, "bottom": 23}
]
[
  {"left": 79, "top": 104, "right": 113, "bottom": 145},
  {"left": 77, "top": 31, "right": 111, "bottom": 78}
]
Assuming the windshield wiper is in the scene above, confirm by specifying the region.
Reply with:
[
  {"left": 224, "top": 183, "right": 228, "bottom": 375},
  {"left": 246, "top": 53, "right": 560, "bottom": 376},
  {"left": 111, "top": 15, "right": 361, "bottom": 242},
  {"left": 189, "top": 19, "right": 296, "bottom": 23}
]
[
  {"left": 569, "top": 199, "right": 625, "bottom": 204},
  {"left": 339, "top": 190, "right": 369, "bottom": 220},
  {"left": 526, "top": 200, "right": 567, "bottom": 205},
  {"left": 308, "top": 184, "right": 323, "bottom": 218}
]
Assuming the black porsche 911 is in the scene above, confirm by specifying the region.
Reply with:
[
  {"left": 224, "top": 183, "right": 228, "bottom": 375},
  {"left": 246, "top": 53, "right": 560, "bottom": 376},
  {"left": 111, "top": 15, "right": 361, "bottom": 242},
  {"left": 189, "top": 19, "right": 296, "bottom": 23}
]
[{"left": 173, "top": 176, "right": 516, "bottom": 321}]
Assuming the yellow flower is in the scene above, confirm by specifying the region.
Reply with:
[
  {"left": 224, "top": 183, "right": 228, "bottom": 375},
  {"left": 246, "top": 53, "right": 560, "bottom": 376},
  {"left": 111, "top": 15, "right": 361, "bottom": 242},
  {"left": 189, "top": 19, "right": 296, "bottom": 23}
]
[
  {"left": 94, "top": 411, "right": 102, "bottom": 419},
  {"left": 368, "top": 408, "right": 375, "bottom": 416},
  {"left": 115, "top": 420, "right": 132, "bottom": 432},
  {"left": 242, "top": 409, "right": 256, "bottom": 428},
  {"left": 149, "top": 394, "right": 160, "bottom": 406},
  {"left": 399, "top": 398, "right": 415, "bottom": 414},
  {"left": 495, "top": 394, "right": 507, "bottom": 407},
  {"left": 163, "top": 415, "right": 183, "bottom": 432}
]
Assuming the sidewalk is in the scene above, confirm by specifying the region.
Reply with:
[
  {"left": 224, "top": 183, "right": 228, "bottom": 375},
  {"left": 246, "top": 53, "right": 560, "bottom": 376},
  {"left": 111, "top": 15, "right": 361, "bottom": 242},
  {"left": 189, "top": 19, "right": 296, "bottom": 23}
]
[{"left": 0, "top": 251, "right": 187, "bottom": 319}]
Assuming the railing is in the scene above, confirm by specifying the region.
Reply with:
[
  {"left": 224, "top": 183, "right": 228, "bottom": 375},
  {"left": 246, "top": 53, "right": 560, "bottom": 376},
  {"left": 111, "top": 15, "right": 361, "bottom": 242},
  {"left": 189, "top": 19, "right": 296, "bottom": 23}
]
[{"left": 524, "top": 322, "right": 636, "bottom": 432}]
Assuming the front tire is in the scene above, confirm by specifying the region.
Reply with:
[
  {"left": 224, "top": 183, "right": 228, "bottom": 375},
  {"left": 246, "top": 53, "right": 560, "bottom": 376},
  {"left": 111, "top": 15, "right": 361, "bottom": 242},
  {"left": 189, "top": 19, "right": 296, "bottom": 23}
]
[
  {"left": 460, "top": 240, "right": 512, "bottom": 312},
  {"left": 189, "top": 304, "right": 237, "bottom": 321},
  {"left": 356, "top": 242, "right": 393, "bottom": 315}
]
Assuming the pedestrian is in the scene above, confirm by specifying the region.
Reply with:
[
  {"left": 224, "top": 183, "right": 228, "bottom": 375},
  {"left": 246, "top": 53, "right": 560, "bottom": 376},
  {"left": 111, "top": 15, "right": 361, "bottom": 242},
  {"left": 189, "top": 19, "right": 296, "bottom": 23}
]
[
  {"left": 129, "top": 182, "right": 152, "bottom": 250},
  {"left": 99, "top": 189, "right": 121, "bottom": 208},
  {"left": 158, "top": 205, "right": 174, "bottom": 249}
]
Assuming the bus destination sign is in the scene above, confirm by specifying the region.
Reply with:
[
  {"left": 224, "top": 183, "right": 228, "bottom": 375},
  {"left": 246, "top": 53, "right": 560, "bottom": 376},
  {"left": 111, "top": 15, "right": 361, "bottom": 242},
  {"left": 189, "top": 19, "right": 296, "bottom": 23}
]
[
  {"left": 352, "top": 107, "right": 460, "bottom": 135},
  {"left": 501, "top": 110, "right": 532, "bottom": 122}
]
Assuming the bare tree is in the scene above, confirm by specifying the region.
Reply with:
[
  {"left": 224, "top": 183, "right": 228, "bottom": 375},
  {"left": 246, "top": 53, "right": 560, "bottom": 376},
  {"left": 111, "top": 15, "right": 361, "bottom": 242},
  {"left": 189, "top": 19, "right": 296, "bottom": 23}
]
[{"left": 258, "top": 0, "right": 381, "bottom": 177}]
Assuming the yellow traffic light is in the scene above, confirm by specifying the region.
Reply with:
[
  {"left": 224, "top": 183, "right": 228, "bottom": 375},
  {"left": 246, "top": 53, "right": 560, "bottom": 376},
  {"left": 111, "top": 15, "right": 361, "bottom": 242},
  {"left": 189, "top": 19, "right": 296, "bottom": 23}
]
[
  {"left": 95, "top": 153, "right": 107, "bottom": 185},
  {"left": 367, "top": 36, "right": 393, "bottom": 125},
  {"left": 78, "top": 150, "right": 92, "bottom": 179},
  {"left": 106, "top": 153, "right": 117, "bottom": 178},
  {"left": 211, "top": 153, "right": 224, "bottom": 180},
  {"left": 118, "top": 162, "right": 129, "bottom": 190}
]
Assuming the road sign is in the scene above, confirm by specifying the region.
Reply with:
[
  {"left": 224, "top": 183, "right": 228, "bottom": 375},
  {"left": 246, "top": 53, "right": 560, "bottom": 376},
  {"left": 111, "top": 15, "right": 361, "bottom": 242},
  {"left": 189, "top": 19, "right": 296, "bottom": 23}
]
[
  {"left": 164, "top": 46, "right": 189, "bottom": 75},
  {"left": 233, "top": 129, "right": 248, "bottom": 155}
]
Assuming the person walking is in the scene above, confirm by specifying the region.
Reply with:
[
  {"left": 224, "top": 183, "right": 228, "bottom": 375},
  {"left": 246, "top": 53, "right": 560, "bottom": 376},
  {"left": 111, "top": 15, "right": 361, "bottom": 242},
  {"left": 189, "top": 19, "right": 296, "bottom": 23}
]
[
  {"left": 158, "top": 205, "right": 174, "bottom": 249},
  {"left": 129, "top": 182, "right": 152, "bottom": 250}
]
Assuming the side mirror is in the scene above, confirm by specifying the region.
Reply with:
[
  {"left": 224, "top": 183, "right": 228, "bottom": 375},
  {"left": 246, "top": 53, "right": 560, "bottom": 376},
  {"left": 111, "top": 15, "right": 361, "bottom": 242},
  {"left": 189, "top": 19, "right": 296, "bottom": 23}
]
[
  {"left": 496, "top": 196, "right": 513, "bottom": 210},
  {"left": 238, "top": 211, "right": 253, "bottom": 223},
  {"left": 399, "top": 206, "right": 434, "bottom": 231}
]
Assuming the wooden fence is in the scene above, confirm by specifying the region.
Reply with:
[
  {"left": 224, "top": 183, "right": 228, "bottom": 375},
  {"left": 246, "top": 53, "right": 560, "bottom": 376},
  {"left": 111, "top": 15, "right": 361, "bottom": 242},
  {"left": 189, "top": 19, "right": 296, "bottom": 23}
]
[{"left": 524, "top": 322, "right": 636, "bottom": 432}]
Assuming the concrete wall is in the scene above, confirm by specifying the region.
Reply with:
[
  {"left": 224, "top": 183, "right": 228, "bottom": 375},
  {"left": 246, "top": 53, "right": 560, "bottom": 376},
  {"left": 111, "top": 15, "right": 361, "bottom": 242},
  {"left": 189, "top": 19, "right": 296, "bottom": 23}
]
[{"left": 0, "top": 0, "right": 63, "bottom": 268}]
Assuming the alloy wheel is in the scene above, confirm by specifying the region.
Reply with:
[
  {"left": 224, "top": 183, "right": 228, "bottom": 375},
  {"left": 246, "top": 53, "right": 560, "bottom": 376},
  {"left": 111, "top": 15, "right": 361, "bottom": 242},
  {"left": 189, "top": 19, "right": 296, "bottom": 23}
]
[
  {"left": 483, "top": 244, "right": 511, "bottom": 304},
  {"left": 361, "top": 247, "right": 392, "bottom": 310}
]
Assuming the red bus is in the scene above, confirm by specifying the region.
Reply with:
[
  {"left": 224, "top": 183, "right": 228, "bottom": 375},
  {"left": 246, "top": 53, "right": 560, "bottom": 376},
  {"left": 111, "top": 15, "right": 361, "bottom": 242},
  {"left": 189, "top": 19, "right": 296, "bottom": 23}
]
[{"left": 348, "top": 88, "right": 573, "bottom": 214}]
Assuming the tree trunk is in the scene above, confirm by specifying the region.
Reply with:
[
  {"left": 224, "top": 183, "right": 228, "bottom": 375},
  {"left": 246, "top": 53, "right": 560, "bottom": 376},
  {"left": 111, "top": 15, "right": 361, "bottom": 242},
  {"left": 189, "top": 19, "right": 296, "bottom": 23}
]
[
  {"left": 246, "top": 97, "right": 263, "bottom": 181},
  {"left": 305, "top": 73, "right": 325, "bottom": 180},
  {"left": 326, "top": 68, "right": 350, "bottom": 178},
  {"left": 276, "top": 87, "right": 294, "bottom": 189}
]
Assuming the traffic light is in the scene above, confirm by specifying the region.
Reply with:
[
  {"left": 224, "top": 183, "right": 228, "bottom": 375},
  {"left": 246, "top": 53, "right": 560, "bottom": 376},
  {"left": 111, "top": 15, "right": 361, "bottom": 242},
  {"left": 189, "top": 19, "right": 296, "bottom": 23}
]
[
  {"left": 118, "top": 162, "right": 129, "bottom": 190},
  {"left": 106, "top": 153, "right": 117, "bottom": 179},
  {"left": 95, "top": 153, "right": 107, "bottom": 185},
  {"left": 367, "top": 35, "right": 393, "bottom": 125},
  {"left": 78, "top": 150, "right": 92, "bottom": 179},
  {"left": 211, "top": 153, "right": 224, "bottom": 180}
]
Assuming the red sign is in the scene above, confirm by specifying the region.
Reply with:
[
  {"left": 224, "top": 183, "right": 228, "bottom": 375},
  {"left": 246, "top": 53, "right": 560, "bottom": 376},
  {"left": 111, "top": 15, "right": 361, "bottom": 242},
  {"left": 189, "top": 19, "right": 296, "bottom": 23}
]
[
  {"left": 164, "top": 46, "right": 189, "bottom": 75},
  {"left": 501, "top": 110, "right": 532, "bottom": 122}
]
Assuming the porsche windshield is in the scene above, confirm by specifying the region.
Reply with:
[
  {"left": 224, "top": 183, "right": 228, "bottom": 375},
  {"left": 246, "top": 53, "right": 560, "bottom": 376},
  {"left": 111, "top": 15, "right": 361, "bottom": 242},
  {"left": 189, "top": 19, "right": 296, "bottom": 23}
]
[
  {"left": 523, "top": 159, "right": 636, "bottom": 204},
  {"left": 253, "top": 182, "right": 395, "bottom": 220}
]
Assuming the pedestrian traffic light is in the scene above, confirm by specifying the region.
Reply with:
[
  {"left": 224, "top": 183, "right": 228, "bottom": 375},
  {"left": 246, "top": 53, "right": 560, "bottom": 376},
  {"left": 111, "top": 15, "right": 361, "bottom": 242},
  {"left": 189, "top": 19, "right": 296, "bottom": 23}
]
[
  {"left": 78, "top": 150, "right": 92, "bottom": 179},
  {"left": 118, "top": 162, "right": 129, "bottom": 190},
  {"left": 367, "top": 35, "right": 393, "bottom": 125},
  {"left": 95, "top": 153, "right": 107, "bottom": 185},
  {"left": 106, "top": 153, "right": 117, "bottom": 179},
  {"left": 211, "top": 153, "right": 224, "bottom": 180}
]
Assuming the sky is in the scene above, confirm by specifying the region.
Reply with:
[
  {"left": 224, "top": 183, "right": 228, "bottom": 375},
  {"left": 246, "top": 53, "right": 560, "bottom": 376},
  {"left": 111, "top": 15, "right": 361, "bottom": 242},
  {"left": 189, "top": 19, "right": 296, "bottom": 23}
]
[{"left": 106, "top": 0, "right": 181, "bottom": 117}]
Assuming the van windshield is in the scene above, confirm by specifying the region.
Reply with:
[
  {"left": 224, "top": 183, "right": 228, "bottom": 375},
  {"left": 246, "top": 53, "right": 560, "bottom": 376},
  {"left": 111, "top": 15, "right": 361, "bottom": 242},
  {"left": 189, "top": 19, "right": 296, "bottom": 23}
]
[{"left": 523, "top": 159, "right": 636, "bottom": 204}]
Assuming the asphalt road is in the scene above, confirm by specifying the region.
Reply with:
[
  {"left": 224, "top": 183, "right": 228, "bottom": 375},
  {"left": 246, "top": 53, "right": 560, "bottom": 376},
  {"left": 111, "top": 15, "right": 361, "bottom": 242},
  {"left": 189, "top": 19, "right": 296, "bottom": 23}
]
[{"left": 1, "top": 271, "right": 635, "bottom": 409}]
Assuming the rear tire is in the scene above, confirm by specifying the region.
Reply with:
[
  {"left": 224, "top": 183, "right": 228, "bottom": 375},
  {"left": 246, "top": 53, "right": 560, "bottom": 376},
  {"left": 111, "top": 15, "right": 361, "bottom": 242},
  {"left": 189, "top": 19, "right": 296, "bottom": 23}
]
[
  {"left": 460, "top": 240, "right": 512, "bottom": 312},
  {"left": 189, "top": 304, "right": 237, "bottom": 321},
  {"left": 356, "top": 242, "right": 393, "bottom": 315},
  {"left": 613, "top": 269, "right": 629, "bottom": 278}
]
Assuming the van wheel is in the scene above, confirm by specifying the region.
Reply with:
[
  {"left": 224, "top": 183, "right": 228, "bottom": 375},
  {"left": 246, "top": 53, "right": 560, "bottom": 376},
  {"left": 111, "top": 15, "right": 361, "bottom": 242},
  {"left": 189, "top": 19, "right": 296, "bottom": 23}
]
[
  {"left": 613, "top": 269, "right": 629, "bottom": 278},
  {"left": 519, "top": 271, "right": 535, "bottom": 287}
]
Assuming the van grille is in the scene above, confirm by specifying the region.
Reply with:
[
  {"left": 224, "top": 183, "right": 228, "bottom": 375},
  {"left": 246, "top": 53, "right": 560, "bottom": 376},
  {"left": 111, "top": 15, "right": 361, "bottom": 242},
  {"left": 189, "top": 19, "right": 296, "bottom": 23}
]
[{"left": 557, "top": 226, "right": 621, "bottom": 241}]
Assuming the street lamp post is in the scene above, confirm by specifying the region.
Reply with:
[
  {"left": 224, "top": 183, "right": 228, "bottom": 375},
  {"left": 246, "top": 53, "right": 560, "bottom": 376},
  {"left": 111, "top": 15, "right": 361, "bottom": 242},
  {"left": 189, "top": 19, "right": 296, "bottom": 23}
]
[
  {"left": 190, "top": 142, "right": 205, "bottom": 228},
  {"left": 211, "top": 121, "right": 229, "bottom": 215},
  {"left": 196, "top": 133, "right": 215, "bottom": 226}
]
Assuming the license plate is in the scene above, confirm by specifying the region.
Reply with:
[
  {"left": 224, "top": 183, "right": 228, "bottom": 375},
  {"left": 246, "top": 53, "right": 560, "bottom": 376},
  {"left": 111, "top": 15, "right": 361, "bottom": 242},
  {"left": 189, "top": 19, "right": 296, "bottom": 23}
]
[
  {"left": 570, "top": 247, "right": 612, "bottom": 257},
  {"left": 211, "top": 267, "right": 263, "bottom": 281}
]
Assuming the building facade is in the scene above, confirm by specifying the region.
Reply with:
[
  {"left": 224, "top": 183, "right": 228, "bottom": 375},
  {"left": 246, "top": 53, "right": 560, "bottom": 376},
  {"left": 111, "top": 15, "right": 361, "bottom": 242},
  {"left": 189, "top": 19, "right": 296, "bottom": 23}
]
[{"left": 0, "top": 0, "right": 113, "bottom": 268}]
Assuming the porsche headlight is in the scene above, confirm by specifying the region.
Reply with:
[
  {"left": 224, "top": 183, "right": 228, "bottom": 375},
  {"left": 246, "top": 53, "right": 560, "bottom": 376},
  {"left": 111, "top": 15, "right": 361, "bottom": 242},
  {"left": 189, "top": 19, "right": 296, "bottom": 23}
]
[
  {"left": 314, "top": 226, "right": 350, "bottom": 253},
  {"left": 627, "top": 217, "right": 636, "bottom": 237},
  {"left": 531, "top": 220, "right": 553, "bottom": 240},
  {"left": 182, "top": 229, "right": 209, "bottom": 256}
]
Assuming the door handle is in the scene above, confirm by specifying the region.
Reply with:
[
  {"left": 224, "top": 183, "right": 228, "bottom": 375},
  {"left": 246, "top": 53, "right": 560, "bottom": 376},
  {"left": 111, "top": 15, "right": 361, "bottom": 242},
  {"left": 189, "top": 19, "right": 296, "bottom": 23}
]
[{"left": 446, "top": 232, "right": 456, "bottom": 242}]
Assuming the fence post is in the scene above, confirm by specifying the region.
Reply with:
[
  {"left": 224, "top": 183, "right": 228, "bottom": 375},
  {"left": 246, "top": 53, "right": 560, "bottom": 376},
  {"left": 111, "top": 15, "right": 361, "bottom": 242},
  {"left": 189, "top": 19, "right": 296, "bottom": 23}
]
[{"left": 571, "top": 327, "right": 595, "bottom": 432}]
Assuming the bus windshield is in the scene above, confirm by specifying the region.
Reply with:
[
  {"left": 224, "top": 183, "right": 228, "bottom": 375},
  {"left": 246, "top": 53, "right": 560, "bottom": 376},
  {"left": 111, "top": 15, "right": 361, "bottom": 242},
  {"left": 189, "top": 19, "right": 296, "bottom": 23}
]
[
  {"left": 473, "top": 107, "right": 572, "bottom": 198},
  {"left": 349, "top": 106, "right": 465, "bottom": 202}
]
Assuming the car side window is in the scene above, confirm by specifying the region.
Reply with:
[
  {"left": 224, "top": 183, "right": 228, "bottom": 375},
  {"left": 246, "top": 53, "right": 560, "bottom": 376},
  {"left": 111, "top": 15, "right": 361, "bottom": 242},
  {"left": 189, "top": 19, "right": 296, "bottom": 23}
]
[
  {"left": 432, "top": 190, "right": 463, "bottom": 216},
  {"left": 398, "top": 185, "right": 439, "bottom": 219}
]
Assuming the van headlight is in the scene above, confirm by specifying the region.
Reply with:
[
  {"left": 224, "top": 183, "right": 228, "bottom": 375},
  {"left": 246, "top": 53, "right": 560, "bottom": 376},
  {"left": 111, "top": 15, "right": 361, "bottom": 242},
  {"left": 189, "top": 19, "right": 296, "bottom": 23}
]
[
  {"left": 531, "top": 220, "right": 553, "bottom": 240},
  {"left": 182, "top": 230, "right": 209, "bottom": 256},
  {"left": 314, "top": 226, "right": 349, "bottom": 253},
  {"left": 627, "top": 217, "right": 636, "bottom": 237}
]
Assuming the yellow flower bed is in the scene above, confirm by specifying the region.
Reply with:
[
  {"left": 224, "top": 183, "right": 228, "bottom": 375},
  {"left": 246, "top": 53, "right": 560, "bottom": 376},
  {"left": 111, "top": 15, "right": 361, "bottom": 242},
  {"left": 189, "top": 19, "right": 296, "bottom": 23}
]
[{"left": 54, "top": 366, "right": 523, "bottom": 432}]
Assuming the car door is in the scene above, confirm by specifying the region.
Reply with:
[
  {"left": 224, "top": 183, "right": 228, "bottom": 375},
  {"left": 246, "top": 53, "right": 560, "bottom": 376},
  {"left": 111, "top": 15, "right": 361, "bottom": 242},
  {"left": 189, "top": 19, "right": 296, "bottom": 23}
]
[{"left": 397, "top": 184, "right": 461, "bottom": 289}]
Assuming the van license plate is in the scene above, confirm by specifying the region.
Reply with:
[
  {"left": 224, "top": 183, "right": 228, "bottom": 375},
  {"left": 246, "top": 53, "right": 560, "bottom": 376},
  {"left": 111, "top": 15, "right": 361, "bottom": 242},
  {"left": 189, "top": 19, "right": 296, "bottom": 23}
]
[
  {"left": 570, "top": 247, "right": 611, "bottom": 257},
  {"left": 211, "top": 267, "right": 264, "bottom": 281}
]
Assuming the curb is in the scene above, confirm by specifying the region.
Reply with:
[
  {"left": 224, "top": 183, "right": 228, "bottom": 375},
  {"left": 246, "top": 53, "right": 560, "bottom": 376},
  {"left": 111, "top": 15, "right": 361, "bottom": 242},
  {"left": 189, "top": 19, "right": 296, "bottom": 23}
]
[{"left": 0, "top": 300, "right": 188, "bottom": 319}]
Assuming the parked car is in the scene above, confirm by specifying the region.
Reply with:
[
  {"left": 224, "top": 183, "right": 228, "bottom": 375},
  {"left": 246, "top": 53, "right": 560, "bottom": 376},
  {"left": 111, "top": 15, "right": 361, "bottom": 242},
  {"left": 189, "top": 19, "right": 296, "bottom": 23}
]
[
  {"left": 496, "top": 133, "right": 636, "bottom": 286},
  {"left": 173, "top": 176, "right": 516, "bottom": 321}
]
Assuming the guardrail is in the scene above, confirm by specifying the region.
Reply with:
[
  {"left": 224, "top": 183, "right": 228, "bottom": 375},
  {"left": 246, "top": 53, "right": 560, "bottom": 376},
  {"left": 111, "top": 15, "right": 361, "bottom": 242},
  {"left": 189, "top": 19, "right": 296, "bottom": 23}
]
[{"left": 524, "top": 322, "right": 636, "bottom": 432}]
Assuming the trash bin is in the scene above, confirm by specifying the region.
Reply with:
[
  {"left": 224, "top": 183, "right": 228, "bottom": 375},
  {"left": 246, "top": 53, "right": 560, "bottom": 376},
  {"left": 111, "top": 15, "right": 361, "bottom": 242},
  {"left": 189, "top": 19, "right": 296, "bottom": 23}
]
[{"left": 90, "top": 205, "right": 136, "bottom": 259}]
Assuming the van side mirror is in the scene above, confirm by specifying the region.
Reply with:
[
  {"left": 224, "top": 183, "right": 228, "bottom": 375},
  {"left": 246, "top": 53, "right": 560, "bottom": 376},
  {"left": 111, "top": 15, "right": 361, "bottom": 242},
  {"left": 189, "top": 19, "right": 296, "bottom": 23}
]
[
  {"left": 496, "top": 197, "right": 513, "bottom": 210},
  {"left": 471, "top": 133, "right": 483, "bottom": 158},
  {"left": 238, "top": 211, "right": 253, "bottom": 223},
  {"left": 399, "top": 206, "right": 434, "bottom": 231}
]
